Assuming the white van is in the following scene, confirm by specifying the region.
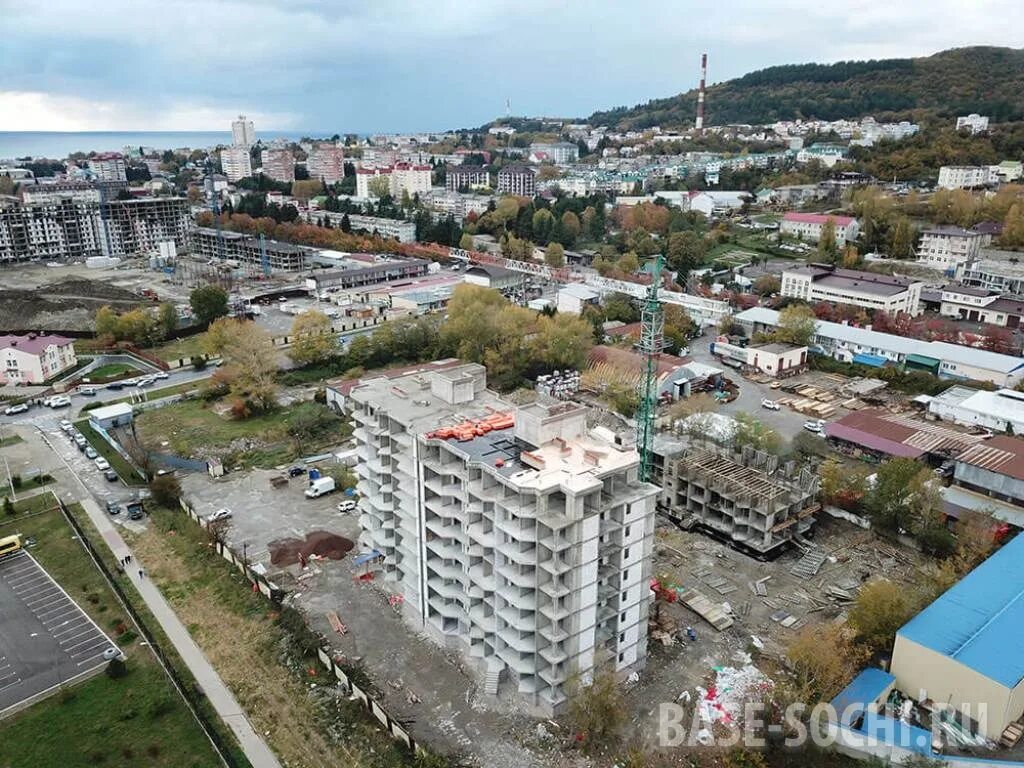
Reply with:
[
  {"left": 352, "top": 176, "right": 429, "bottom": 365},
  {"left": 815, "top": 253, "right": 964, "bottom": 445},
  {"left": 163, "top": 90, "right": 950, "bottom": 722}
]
[{"left": 304, "top": 476, "right": 336, "bottom": 498}]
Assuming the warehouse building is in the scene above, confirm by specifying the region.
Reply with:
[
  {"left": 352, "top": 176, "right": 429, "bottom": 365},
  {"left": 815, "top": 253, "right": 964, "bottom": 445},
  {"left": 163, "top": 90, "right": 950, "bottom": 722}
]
[
  {"left": 925, "top": 386, "right": 1024, "bottom": 435},
  {"left": 348, "top": 363, "right": 658, "bottom": 714},
  {"left": 825, "top": 409, "right": 985, "bottom": 463},
  {"left": 891, "top": 533, "right": 1024, "bottom": 740}
]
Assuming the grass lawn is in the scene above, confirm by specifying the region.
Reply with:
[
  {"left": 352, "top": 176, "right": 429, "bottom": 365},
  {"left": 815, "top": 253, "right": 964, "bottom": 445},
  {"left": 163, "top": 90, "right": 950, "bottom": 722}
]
[
  {"left": 0, "top": 503, "right": 225, "bottom": 768},
  {"left": 135, "top": 399, "right": 347, "bottom": 469},
  {"left": 126, "top": 504, "right": 428, "bottom": 768},
  {"left": 79, "top": 381, "right": 203, "bottom": 416},
  {"left": 74, "top": 420, "right": 146, "bottom": 486},
  {"left": 0, "top": 433, "right": 24, "bottom": 447},
  {"left": 0, "top": 473, "right": 54, "bottom": 500},
  {"left": 84, "top": 362, "right": 141, "bottom": 382},
  {"left": 149, "top": 334, "right": 207, "bottom": 363}
]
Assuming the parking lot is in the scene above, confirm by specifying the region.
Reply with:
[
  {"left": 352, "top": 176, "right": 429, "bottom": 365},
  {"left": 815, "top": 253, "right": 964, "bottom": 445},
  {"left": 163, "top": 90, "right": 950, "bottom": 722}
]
[{"left": 0, "top": 550, "right": 116, "bottom": 713}]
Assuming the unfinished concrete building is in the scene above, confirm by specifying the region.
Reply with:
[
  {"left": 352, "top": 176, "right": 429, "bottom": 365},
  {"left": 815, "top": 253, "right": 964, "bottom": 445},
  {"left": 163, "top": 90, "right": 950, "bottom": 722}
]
[
  {"left": 660, "top": 445, "right": 819, "bottom": 556},
  {"left": 348, "top": 362, "right": 658, "bottom": 714}
]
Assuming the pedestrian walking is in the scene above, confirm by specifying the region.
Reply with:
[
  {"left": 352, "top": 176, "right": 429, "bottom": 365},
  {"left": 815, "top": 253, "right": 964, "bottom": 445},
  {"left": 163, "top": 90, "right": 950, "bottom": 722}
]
[{"left": 138, "top": 568, "right": 143, "bottom": 579}]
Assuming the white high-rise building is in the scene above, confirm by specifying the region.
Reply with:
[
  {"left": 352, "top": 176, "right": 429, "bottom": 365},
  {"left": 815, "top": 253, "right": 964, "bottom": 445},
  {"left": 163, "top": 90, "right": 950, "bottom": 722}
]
[
  {"left": 220, "top": 146, "right": 253, "bottom": 182},
  {"left": 348, "top": 363, "right": 658, "bottom": 715},
  {"left": 938, "top": 165, "right": 993, "bottom": 190},
  {"left": 955, "top": 114, "right": 989, "bottom": 135},
  {"left": 231, "top": 115, "right": 256, "bottom": 148},
  {"left": 87, "top": 153, "right": 127, "bottom": 182}
]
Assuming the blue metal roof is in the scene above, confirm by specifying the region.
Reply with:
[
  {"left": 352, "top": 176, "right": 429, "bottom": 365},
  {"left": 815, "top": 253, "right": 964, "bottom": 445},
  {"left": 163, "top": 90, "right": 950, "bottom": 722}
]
[
  {"left": 830, "top": 669, "right": 895, "bottom": 727},
  {"left": 861, "top": 712, "right": 933, "bottom": 754},
  {"left": 897, "top": 534, "right": 1024, "bottom": 688}
]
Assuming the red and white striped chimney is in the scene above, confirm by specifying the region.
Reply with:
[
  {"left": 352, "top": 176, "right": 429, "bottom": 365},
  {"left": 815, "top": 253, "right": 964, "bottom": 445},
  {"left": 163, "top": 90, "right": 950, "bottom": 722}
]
[{"left": 696, "top": 52, "right": 708, "bottom": 131}]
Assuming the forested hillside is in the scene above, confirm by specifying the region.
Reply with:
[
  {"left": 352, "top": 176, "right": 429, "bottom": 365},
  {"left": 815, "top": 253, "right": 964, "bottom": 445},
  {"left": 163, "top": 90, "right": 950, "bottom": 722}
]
[{"left": 590, "top": 47, "right": 1024, "bottom": 129}]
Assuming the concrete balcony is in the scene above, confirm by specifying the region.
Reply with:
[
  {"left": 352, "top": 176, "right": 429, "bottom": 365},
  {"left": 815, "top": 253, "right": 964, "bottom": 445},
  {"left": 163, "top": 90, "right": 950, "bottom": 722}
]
[
  {"left": 503, "top": 546, "right": 538, "bottom": 566},
  {"left": 501, "top": 632, "right": 538, "bottom": 654},
  {"left": 427, "top": 539, "right": 463, "bottom": 561},
  {"left": 538, "top": 578, "right": 571, "bottom": 600},
  {"left": 441, "top": 483, "right": 466, "bottom": 502},
  {"left": 466, "top": 521, "right": 493, "bottom": 546},
  {"left": 539, "top": 600, "right": 571, "bottom": 622},
  {"left": 495, "top": 563, "right": 536, "bottom": 589},
  {"left": 468, "top": 603, "right": 493, "bottom": 625},
  {"left": 498, "top": 649, "right": 538, "bottom": 676},
  {"left": 427, "top": 576, "right": 465, "bottom": 600},
  {"left": 539, "top": 556, "right": 573, "bottom": 576},
  {"left": 428, "top": 560, "right": 467, "bottom": 583},
  {"left": 538, "top": 644, "right": 569, "bottom": 666},
  {"left": 467, "top": 563, "right": 496, "bottom": 591},
  {"left": 537, "top": 621, "right": 569, "bottom": 643},
  {"left": 494, "top": 515, "right": 538, "bottom": 542}
]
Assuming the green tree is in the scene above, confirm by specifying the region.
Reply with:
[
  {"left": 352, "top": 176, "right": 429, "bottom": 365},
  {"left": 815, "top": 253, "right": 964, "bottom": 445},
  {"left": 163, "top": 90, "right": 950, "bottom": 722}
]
[
  {"left": 94, "top": 305, "right": 120, "bottom": 340},
  {"left": 367, "top": 174, "right": 391, "bottom": 199},
  {"left": 288, "top": 310, "right": 336, "bottom": 366},
  {"left": 458, "top": 232, "right": 474, "bottom": 251},
  {"left": 774, "top": 304, "right": 817, "bottom": 346},
  {"left": 849, "top": 580, "right": 917, "bottom": 652},
  {"left": 157, "top": 303, "right": 178, "bottom": 339},
  {"left": 752, "top": 275, "right": 780, "bottom": 296},
  {"left": 617, "top": 252, "right": 640, "bottom": 274},
  {"left": 202, "top": 318, "right": 279, "bottom": 413},
  {"left": 189, "top": 285, "right": 229, "bottom": 325},
  {"left": 566, "top": 670, "right": 627, "bottom": 756},
  {"left": 666, "top": 231, "right": 706, "bottom": 278},
  {"left": 816, "top": 219, "right": 839, "bottom": 263},
  {"left": 560, "top": 211, "right": 581, "bottom": 246},
  {"left": 733, "top": 413, "right": 783, "bottom": 454},
  {"left": 887, "top": 216, "right": 916, "bottom": 259},
  {"left": 149, "top": 474, "right": 182, "bottom": 507},
  {"left": 544, "top": 242, "right": 565, "bottom": 268},
  {"left": 865, "top": 458, "right": 922, "bottom": 532},
  {"left": 531, "top": 209, "right": 555, "bottom": 244}
]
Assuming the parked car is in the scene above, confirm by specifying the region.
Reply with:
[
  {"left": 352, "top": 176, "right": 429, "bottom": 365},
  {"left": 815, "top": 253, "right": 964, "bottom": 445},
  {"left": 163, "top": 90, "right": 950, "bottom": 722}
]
[
  {"left": 78, "top": 385, "right": 98, "bottom": 396},
  {"left": 94, "top": 457, "right": 111, "bottom": 471},
  {"left": 85, "top": 447, "right": 98, "bottom": 459},
  {"left": 125, "top": 501, "right": 144, "bottom": 520},
  {"left": 59, "top": 420, "right": 73, "bottom": 432},
  {"left": 106, "top": 381, "right": 125, "bottom": 390},
  {"left": 934, "top": 460, "right": 956, "bottom": 478},
  {"left": 208, "top": 508, "right": 232, "bottom": 523},
  {"left": 305, "top": 477, "right": 336, "bottom": 498},
  {"left": 104, "top": 469, "right": 119, "bottom": 482},
  {"left": 153, "top": 371, "right": 170, "bottom": 380},
  {"left": 3, "top": 403, "right": 28, "bottom": 415},
  {"left": 803, "top": 420, "right": 825, "bottom": 434},
  {"left": 75, "top": 436, "right": 87, "bottom": 451},
  {"left": 760, "top": 399, "right": 781, "bottom": 411},
  {"left": 105, "top": 500, "right": 121, "bottom": 515},
  {"left": 287, "top": 466, "right": 307, "bottom": 478},
  {"left": 136, "top": 377, "right": 155, "bottom": 388},
  {"left": 769, "top": 381, "right": 782, "bottom": 390},
  {"left": 47, "top": 396, "right": 71, "bottom": 409},
  {"left": 337, "top": 500, "right": 357, "bottom": 513}
]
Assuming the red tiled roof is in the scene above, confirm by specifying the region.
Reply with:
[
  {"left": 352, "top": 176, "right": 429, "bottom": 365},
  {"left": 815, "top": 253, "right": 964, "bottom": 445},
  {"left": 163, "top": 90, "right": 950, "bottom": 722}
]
[
  {"left": 782, "top": 212, "right": 855, "bottom": 227},
  {"left": 0, "top": 333, "right": 74, "bottom": 356}
]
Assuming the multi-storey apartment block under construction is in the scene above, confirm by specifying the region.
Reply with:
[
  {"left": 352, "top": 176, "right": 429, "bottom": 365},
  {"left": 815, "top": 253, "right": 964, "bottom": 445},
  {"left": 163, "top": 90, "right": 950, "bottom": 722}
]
[
  {"left": 659, "top": 444, "right": 820, "bottom": 556},
  {"left": 347, "top": 362, "right": 658, "bottom": 714}
]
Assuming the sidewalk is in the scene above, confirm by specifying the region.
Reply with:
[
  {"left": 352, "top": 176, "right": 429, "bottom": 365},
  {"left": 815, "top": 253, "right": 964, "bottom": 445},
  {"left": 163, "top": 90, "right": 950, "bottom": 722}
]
[{"left": 41, "top": 429, "right": 282, "bottom": 768}]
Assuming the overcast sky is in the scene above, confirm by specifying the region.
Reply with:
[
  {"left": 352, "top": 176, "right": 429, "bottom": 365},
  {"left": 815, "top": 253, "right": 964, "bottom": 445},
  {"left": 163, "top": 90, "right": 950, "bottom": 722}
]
[{"left": 1, "top": 0, "right": 1021, "bottom": 133}]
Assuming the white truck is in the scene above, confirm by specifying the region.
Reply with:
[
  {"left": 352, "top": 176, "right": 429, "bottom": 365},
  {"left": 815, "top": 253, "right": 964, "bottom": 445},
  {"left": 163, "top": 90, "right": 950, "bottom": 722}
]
[{"left": 304, "top": 476, "right": 336, "bottom": 498}]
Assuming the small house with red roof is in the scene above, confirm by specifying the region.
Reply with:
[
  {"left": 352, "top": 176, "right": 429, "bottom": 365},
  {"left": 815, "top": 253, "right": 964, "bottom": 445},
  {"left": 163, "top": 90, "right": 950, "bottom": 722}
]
[{"left": 0, "top": 333, "right": 77, "bottom": 384}]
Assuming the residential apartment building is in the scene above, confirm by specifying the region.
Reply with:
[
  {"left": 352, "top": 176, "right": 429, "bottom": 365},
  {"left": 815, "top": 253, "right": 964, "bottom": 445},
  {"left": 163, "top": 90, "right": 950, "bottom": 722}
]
[
  {"left": 955, "top": 114, "right": 989, "bottom": 134},
  {"left": 992, "top": 160, "right": 1023, "bottom": 183},
  {"left": 658, "top": 445, "right": 819, "bottom": 556},
  {"left": 231, "top": 115, "right": 256, "bottom": 148},
  {"left": 497, "top": 164, "right": 536, "bottom": 197},
  {"left": 781, "top": 264, "right": 923, "bottom": 315},
  {"left": 21, "top": 183, "right": 101, "bottom": 205},
  {"left": 0, "top": 194, "right": 104, "bottom": 263},
  {"left": 87, "top": 152, "right": 127, "bottom": 182},
  {"left": 391, "top": 162, "right": 432, "bottom": 197},
  {"left": 356, "top": 167, "right": 390, "bottom": 199},
  {"left": 101, "top": 197, "right": 191, "bottom": 257},
  {"left": 795, "top": 143, "right": 846, "bottom": 167},
  {"left": 529, "top": 142, "right": 579, "bottom": 164},
  {"left": 426, "top": 191, "right": 493, "bottom": 219},
  {"left": 188, "top": 227, "right": 311, "bottom": 272},
  {"left": 446, "top": 166, "right": 490, "bottom": 192},
  {"left": 260, "top": 149, "right": 295, "bottom": 182},
  {"left": 0, "top": 333, "right": 77, "bottom": 384},
  {"left": 309, "top": 211, "right": 417, "bottom": 243},
  {"left": 780, "top": 212, "right": 859, "bottom": 245},
  {"left": 306, "top": 144, "right": 345, "bottom": 184},
  {"left": 220, "top": 146, "right": 253, "bottom": 182},
  {"left": 734, "top": 306, "right": 1024, "bottom": 387},
  {"left": 938, "top": 286, "right": 1024, "bottom": 328},
  {"left": 348, "top": 363, "right": 658, "bottom": 714},
  {"left": 937, "top": 165, "right": 992, "bottom": 189},
  {"left": 916, "top": 226, "right": 983, "bottom": 271}
]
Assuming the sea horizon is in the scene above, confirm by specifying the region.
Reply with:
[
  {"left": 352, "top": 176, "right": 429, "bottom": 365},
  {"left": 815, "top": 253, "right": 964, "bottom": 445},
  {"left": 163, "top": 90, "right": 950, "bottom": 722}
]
[{"left": 0, "top": 130, "right": 344, "bottom": 161}]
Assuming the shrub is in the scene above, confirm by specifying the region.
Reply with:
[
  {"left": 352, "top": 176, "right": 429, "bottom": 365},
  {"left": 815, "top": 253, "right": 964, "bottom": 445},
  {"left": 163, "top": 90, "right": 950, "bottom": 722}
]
[
  {"left": 115, "top": 630, "right": 138, "bottom": 646},
  {"left": 3, "top": 497, "right": 13, "bottom": 516},
  {"left": 10, "top": 474, "right": 21, "bottom": 489},
  {"left": 105, "top": 658, "right": 128, "bottom": 679},
  {"left": 149, "top": 474, "right": 182, "bottom": 507},
  {"left": 147, "top": 696, "right": 176, "bottom": 720},
  {"left": 191, "top": 355, "right": 207, "bottom": 371}
]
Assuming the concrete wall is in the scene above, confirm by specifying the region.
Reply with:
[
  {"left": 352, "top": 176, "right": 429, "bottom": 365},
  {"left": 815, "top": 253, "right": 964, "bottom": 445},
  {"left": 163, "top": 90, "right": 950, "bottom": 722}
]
[
  {"left": 954, "top": 463, "right": 1024, "bottom": 505},
  {"left": 891, "top": 635, "right": 1015, "bottom": 739}
]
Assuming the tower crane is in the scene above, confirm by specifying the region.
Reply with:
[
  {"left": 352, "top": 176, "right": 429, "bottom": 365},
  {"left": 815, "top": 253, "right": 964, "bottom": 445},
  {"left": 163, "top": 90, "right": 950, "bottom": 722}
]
[{"left": 636, "top": 254, "right": 664, "bottom": 482}]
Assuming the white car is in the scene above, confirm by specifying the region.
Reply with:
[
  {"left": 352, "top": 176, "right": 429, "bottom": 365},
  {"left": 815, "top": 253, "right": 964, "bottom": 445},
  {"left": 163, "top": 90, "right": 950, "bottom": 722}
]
[
  {"left": 337, "top": 500, "right": 357, "bottom": 513},
  {"left": 153, "top": 371, "right": 170, "bottom": 380},
  {"left": 47, "top": 396, "right": 71, "bottom": 409},
  {"left": 760, "top": 399, "right": 780, "bottom": 411},
  {"left": 94, "top": 457, "right": 111, "bottom": 471},
  {"left": 208, "top": 508, "right": 232, "bottom": 523},
  {"left": 59, "top": 420, "right": 73, "bottom": 432},
  {"left": 803, "top": 420, "right": 825, "bottom": 434},
  {"left": 4, "top": 403, "right": 28, "bottom": 415}
]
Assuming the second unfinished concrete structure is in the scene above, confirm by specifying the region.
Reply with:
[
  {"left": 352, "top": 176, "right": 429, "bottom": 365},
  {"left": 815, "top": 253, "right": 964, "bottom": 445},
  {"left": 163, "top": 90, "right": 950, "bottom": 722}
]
[
  {"left": 348, "top": 362, "right": 658, "bottom": 714},
  {"left": 659, "top": 445, "right": 819, "bottom": 556}
]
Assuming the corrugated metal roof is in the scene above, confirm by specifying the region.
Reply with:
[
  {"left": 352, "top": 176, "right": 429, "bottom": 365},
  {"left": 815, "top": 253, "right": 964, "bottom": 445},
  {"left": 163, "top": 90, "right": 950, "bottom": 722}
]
[
  {"left": 897, "top": 533, "right": 1024, "bottom": 688},
  {"left": 956, "top": 435, "right": 1024, "bottom": 481},
  {"left": 830, "top": 669, "right": 895, "bottom": 727}
]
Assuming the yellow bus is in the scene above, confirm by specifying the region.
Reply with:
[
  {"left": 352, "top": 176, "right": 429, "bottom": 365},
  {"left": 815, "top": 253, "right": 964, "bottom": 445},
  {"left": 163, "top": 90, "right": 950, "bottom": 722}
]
[{"left": 0, "top": 534, "right": 22, "bottom": 559}]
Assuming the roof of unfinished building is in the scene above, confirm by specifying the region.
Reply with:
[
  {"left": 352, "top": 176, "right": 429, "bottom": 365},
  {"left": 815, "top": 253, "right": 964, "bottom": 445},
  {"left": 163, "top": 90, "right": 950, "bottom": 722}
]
[
  {"left": 825, "top": 409, "right": 985, "bottom": 459},
  {"left": 955, "top": 435, "right": 1024, "bottom": 482},
  {"left": 897, "top": 533, "right": 1024, "bottom": 688}
]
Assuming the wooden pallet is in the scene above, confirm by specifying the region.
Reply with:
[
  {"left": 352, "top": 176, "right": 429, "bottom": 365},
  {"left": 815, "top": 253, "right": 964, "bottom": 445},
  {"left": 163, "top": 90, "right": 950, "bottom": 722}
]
[
  {"left": 1000, "top": 721, "right": 1023, "bottom": 748},
  {"left": 327, "top": 610, "right": 347, "bottom": 635}
]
